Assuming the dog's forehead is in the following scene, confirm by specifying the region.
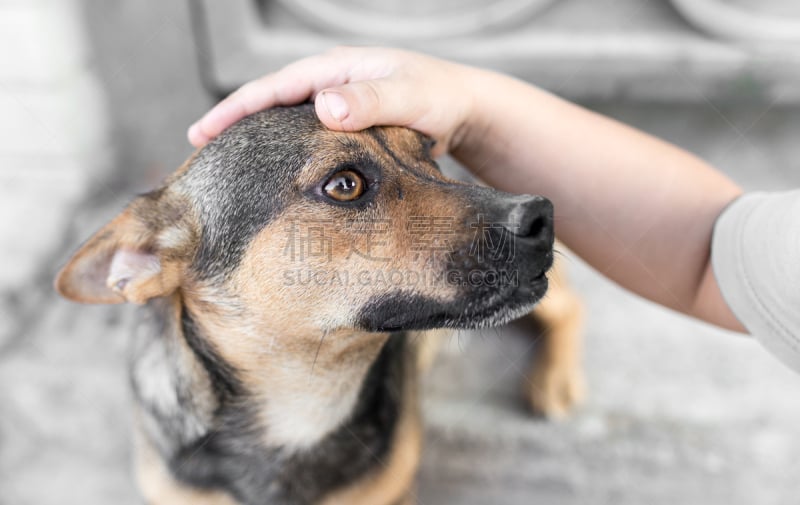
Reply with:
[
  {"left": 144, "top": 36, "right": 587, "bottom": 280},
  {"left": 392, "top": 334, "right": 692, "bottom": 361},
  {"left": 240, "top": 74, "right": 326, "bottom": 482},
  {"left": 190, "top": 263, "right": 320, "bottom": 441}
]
[{"left": 188, "top": 105, "right": 322, "bottom": 185}]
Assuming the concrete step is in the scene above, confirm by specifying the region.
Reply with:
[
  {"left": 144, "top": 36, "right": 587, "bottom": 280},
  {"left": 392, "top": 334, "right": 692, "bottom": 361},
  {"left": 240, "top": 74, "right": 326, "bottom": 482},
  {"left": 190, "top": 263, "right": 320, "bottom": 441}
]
[{"left": 195, "top": 0, "right": 800, "bottom": 102}]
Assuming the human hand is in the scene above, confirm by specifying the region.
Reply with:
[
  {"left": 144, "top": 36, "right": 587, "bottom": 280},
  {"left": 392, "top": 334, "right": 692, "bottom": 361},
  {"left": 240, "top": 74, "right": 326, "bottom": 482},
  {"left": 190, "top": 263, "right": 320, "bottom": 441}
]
[{"left": 187, "top": 47, "right": 479, "bottom": 157}]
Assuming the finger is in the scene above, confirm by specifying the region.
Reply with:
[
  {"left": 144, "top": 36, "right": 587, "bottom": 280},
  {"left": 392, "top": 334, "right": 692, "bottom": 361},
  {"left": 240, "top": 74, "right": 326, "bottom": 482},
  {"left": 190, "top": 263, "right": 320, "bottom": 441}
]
[
  {"left": 187, "top": 54, "right": 354, "bottom": 147},
  {"left": 315, "top": 78, "right": 423, "bottom": 133}
]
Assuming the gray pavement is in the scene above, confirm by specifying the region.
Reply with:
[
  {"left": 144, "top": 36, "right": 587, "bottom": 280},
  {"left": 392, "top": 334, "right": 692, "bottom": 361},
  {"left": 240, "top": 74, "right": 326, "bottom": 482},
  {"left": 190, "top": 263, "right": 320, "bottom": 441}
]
[{"left": 2, "top": 1, "right": 800, "bottom": 504}]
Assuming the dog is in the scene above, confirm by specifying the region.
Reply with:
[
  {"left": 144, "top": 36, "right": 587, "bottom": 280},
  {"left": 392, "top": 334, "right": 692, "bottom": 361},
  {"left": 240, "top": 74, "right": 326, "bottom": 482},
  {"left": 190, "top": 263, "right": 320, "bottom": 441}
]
[{"left": 55, "top": 104, "right": 585, "bottom": 505}]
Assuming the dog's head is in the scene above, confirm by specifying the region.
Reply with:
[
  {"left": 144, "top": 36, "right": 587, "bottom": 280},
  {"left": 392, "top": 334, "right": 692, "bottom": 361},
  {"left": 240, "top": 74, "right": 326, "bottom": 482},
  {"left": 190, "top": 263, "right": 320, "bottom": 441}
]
[{"left": 56, "top": 105, "right": 553, "bottom": 335}]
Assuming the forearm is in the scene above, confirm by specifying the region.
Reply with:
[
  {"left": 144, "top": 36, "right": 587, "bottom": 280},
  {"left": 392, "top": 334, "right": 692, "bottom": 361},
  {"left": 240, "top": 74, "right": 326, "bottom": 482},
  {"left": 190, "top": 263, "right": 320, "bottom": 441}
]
[{"left": 454, "top": 70, "right": 744, "bottom": 330}]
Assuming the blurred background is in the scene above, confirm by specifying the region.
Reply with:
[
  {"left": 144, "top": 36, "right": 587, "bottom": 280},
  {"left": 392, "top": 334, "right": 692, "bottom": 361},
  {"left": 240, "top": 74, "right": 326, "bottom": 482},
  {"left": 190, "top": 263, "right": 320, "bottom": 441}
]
[{"left": 1, "top": 1, "right": 799, "bottom": 503}]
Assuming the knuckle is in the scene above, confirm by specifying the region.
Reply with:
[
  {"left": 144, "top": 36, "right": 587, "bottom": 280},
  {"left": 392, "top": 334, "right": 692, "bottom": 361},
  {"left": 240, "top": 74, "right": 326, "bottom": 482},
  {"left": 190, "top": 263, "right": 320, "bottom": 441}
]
[
  {"left": 362, "top": 80, "right": 382, "bottom": 109},
  {"left": 237, "top": 80, "right": 262, "bottom": 96}
]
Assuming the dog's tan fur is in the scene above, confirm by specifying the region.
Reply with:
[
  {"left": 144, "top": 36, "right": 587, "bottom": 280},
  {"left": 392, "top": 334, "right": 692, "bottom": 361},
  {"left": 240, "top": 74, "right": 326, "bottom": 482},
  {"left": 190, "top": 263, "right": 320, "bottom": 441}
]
[{"left": 526, "top": 254, "right": 585, "bottom": 417}]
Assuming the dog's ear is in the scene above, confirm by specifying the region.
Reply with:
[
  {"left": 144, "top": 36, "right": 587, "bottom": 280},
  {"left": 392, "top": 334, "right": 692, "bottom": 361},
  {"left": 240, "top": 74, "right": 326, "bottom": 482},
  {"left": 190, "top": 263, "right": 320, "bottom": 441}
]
[{"left": 55, "top": 190, "right": 198, "bottom": 305}]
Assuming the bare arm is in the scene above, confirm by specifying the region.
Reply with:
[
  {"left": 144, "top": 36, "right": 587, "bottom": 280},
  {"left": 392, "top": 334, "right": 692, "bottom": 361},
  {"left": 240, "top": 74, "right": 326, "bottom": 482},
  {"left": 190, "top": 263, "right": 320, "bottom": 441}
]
[{"left": 188, "top": 47, "right": 745, "bottom": 332}]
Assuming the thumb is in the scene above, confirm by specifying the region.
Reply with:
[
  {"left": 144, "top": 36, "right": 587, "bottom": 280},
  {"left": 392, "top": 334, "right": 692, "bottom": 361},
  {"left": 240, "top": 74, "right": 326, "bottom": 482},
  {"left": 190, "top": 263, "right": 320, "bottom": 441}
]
[{"left": 315, "top": 79, "right": 420, "bottom": 132}]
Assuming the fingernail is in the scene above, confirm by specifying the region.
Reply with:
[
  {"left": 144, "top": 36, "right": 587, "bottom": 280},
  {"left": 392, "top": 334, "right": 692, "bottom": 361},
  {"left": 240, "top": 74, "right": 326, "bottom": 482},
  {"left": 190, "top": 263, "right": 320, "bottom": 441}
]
[
  {"left": 187, "top": 123, "right": 206, "bottom": 146},
  {"left": 321, "top": 91, "right": 349, "bottom": 121}
]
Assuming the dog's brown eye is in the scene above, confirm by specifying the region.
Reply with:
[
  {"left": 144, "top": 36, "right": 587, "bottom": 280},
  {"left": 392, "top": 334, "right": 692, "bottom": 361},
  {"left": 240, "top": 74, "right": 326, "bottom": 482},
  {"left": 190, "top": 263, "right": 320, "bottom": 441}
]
[{"left": 323, "top": 170, "right": 366, "bottom": 202}]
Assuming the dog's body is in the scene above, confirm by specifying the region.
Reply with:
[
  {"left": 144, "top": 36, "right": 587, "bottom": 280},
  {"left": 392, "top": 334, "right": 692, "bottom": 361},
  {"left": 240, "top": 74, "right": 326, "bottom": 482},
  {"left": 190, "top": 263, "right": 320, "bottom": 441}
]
[{"left": 56, "top": 105, "right": 584, "bottom": 504}]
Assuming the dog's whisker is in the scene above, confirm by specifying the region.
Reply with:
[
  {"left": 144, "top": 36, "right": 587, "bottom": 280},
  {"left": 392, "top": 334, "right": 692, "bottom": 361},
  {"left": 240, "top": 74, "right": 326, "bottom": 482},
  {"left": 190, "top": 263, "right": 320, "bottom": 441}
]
[{"left": 310, "top": 329, "right": 329, "bottom": 378}]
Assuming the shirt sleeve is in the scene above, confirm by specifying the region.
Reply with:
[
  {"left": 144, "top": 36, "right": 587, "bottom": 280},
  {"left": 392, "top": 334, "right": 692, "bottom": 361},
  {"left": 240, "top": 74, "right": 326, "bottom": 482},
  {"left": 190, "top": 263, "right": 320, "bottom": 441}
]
[{"left": 712, "top": 190, "right": 800, "bottom": 373}]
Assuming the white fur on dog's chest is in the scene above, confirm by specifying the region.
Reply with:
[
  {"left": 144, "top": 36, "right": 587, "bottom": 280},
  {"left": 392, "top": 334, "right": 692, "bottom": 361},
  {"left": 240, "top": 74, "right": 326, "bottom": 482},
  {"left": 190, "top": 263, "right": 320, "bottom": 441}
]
[
  {"left": 260, "top": 368, "right": 364, "bottom": 450},
  {"left": 257, "top": 339, "right": 386, "bottom": 451}
]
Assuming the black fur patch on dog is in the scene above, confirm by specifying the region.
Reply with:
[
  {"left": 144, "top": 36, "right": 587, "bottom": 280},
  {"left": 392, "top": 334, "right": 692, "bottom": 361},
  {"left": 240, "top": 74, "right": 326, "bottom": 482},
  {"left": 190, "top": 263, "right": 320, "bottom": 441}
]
[{"left": 180, "top": 106, "right": 321, "bottom": 280}]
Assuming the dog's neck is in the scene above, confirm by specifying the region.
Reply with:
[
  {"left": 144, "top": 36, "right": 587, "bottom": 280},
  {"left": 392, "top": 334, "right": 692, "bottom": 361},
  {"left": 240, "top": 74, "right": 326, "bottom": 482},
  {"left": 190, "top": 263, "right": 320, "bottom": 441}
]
[
  {"left": 180, "top": 291, "right": 391, "bottom": 450},
  {"left": 132, "top": 294, "right": 409, "bottom": 503}
]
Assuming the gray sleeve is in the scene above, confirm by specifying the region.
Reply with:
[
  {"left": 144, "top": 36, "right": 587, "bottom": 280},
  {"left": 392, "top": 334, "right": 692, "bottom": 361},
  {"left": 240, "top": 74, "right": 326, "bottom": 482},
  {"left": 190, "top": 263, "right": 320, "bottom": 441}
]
[{"left": 712, "top": 190, "right": 800, "bottom": 373}]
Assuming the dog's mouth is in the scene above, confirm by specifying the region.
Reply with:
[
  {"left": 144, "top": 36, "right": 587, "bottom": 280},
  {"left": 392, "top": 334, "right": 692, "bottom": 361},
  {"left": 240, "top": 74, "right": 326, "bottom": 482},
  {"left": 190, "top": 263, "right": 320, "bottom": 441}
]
[{"left": 357, "top": 269, "right": 549, "bottom": 332}]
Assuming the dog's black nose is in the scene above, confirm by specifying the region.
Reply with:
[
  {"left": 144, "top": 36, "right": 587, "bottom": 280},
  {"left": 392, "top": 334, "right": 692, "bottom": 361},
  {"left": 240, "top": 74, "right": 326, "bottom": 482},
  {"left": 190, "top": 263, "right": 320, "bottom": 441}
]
[{"left": 501, "top": 195, "right": 554, "bottom": 247}]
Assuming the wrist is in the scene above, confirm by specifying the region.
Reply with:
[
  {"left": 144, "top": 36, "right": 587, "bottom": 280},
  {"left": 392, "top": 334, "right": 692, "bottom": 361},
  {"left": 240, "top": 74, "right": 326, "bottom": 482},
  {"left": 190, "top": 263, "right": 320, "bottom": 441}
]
[
  {"left": 447, "top": 65, "right": 494, "bottom": 156},
  {"left": 450, "top": 67, "right": 521, "bottom": 161}
]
